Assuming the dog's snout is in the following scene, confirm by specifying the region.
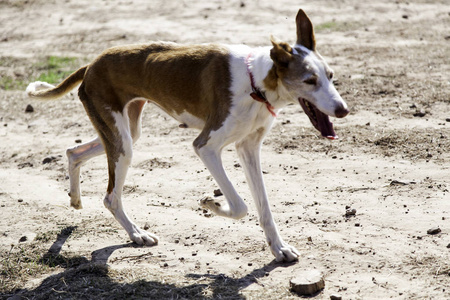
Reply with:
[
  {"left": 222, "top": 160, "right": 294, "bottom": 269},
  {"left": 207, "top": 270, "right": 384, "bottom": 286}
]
[{"left": 335, "top": 106, "right": 349, "bottom": 118}]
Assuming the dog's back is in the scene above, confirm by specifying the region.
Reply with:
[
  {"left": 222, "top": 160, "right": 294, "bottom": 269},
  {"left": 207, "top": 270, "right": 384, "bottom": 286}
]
[{"left": 81, "top": 42, "right": 232, "bottom": 120}]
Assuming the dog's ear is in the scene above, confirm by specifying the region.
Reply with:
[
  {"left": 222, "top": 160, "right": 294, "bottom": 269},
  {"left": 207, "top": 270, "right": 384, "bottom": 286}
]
[
  {"left": 296, "top": 9, "right": 316, "bottom": 51},
  {"left": 270, "top": 36, "right": 293, "bottom": 69}
]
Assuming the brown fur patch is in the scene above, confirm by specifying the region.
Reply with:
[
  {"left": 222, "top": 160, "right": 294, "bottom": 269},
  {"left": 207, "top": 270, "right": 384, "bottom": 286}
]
[
  {"left": 83, "top": 43, "right": 232, "bottom": 122},
  {"left": 264, "top": 40, "right": 295, "bottom": 91},
  {"left": 77, "top": 42, "right": 233, "bottom": 189}
]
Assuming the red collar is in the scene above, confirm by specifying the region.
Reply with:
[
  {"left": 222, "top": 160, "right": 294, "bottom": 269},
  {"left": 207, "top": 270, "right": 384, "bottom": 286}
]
[{"left": 245, "top": 53, "right": 277, "bottom": 117}]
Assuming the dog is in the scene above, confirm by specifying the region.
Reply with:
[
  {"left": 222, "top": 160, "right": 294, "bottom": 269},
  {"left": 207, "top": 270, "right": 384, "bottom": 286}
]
[{"left": 26, "top": 9, "right": 348, "bottom": 262}]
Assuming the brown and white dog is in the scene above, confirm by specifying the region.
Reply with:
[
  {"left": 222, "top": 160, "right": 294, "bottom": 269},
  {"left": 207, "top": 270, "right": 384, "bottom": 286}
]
[{"left": 27, "top": 9, "right": 348, "bottom": 262}]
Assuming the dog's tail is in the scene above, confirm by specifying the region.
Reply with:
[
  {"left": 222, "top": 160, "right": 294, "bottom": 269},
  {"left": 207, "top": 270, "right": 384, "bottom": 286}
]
[{"left": 26, "top": 65, "right": 88, "bottom": 100}]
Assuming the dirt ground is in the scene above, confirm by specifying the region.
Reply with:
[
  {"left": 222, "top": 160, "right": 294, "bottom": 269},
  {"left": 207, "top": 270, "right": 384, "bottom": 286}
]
[{"left": 0, "top": 0, "right": 449, "bottom": 299}]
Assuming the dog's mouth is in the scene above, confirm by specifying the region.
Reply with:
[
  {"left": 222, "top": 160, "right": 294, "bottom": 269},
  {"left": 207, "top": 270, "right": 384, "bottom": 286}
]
[{"left": 298, "top": 98, "right": 337, "bottom": 140}]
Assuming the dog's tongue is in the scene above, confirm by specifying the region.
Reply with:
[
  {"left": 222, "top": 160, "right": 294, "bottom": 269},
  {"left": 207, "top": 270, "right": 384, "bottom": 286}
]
[
  {"left": 298, "top": 98, "right": 337, "bottom": 140},
  {"left": 315, "top": 106, "right": 337, "bottom": 140}
]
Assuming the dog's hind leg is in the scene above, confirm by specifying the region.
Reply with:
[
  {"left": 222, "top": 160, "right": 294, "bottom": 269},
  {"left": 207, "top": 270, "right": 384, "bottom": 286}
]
[
  {"left": 66, "top": 137, "right": 104, "bottom": 209},
  {"left": 101, "top": 108, "right": 158, "bottom": 246},
  {"left": 66, "top": 100, "right": 146, "bottom": 210},
  {"left": 127, "top": 99, "right": 146, "bottom": 143},
  {"left": 236, "top": 128, "right": 300, "bottom": 262}
]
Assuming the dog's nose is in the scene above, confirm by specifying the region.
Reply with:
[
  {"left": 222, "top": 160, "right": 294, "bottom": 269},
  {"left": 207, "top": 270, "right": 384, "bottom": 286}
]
[{"left": 334, "top": 106, "right": 349, "bottom": 118}]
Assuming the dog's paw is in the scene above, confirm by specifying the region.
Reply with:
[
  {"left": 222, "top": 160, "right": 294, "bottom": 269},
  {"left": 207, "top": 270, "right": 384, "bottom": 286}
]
[
  {"left": 199, "top": 196, "right": 221, "bottom": 208},
  {"left": 70, "top": 200, "right": 83, "bottom": 210},
  {"left": 199, "top": 196, "right": 247, "bottom": 219},
  {"left": 68, "top": 193, "right": 83, "bottom": 209},
  {"left": 130, "top": 229, "right": 159, "bottom": 246},
  {"left": 271, "top": 241, "right": 300, "bottom": 262}
]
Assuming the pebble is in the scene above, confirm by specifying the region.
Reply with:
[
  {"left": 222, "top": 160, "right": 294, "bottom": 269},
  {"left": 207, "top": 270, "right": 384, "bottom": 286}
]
[
  {"left": 345, "top": 208, "right": 356, "bottom": 216},
  {"left": 330, "top": 294, "right": 342, "bottom": 300},
  {"left": 42, "top": 155, "right": 61, "bottom": 165},
  {"left": 25, "top": 104, "right": 34, "bottom": 113},
  {"left": 413, "top": 111, "right": 426, "bottom": 117},
  {"left": 19, "top": 236, "right": 27, "bottom": 242},
  {"left": 427, "top": 227, "right": 441, "bottom": 235},
  {"left": 213, "top": 189, "right": 223, "bottom": 197}
]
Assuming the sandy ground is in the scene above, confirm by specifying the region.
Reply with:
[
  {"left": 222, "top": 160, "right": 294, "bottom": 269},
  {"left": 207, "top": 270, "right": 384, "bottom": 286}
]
[{"left": 0, "top": 0, "right": 449, "bottom": 299}]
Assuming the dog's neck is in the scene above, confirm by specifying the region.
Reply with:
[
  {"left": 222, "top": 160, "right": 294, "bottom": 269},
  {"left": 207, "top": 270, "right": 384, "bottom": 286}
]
[
  {"left": 246, "top": 52, "right": 277, "bottom": 117},
  {"left": 248, "top": 47, "right": 295, "bottom": 112}
]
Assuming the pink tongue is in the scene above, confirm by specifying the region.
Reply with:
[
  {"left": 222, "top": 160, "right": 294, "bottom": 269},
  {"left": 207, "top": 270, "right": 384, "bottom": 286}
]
[
  {"left": 298, "top": 98, "right": 337, "bottom": 139},
  {"left": 314, "top": 106, "right": 337, "bottom": 139}
]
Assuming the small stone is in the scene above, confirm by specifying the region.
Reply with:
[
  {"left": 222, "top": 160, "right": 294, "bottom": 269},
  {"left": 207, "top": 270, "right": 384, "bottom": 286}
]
[
  {"left": 213, "top": 189, "right": 223, "bottom": 197},
  {"left": 345, "top": 208, "right": 356, "bottom": 216},
  {"left": 25, "top": 104, "right": 34, "bottom": 113},
  {"left": 427, "top": 227, "right": 441, "bottom": 235},
  {"left": 42, "top": 156, "right": 57, "bottom": 164},
  {"left": 330, "top": 294, "right": 342, "bottom": 300},
  {"left": 143, "top": 223, "right": 150, "bottom": 230},
  {"left": 18, "top": 199, "right": 23, "bottom": 203},
  {"left": 19, "top": 236, "right": 27, "bottom": 242},
  {"left": 75, "top": 139, "right": 82, "bottom": 143},
  {"left": 290, "top": 270, "right": 325, "bottom": 296},
  {"left": 446, "top": 243, "right": 450, "bottom": 249},
  {"left": 413, "top": 111, "right": 426, "bottom": 117}
]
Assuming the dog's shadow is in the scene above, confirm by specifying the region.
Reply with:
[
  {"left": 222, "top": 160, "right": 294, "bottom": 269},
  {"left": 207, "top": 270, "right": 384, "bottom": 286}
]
[{"left": 9, "top": 226, "right": 295, "bottom": 299}]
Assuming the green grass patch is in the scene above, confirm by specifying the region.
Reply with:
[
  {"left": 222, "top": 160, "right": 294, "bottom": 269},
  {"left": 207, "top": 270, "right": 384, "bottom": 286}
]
[
  {"left": 0, "top": 55, "right": 86, "bottom": 91},
  {"left": 34, "top": 56, "right": 79, "bottom": 84},
  {"left": 0, "top": 75, "right": 27, "bottom": 91}
]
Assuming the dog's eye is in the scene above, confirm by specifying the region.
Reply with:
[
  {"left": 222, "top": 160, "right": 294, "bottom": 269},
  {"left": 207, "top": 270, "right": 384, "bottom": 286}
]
[{"left": 303, "top": 77, "right": 317, "bottom": 85}]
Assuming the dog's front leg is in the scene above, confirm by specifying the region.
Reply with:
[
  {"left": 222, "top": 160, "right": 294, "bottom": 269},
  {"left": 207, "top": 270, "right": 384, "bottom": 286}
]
[
  {"left": 236, "top": 129, "right": 300, "bottom": 262},
  {"left": 194, "top": 137, "right": 248, "bottom": 220}
]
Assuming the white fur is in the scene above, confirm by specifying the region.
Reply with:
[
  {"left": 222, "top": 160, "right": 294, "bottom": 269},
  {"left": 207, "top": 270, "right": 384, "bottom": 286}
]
[
  {"left": 104, "top": 110, "right": 159, "bottom": 246},
  {"left": 67, "top": 137, "right": 104, "bottom": 209},
  {"left": 295, "top": 44, "right": 348, "bottom": 117},
  {"left": 175, "top": 111, "right": 205, "bottom": 129},
  {"left": 26, "top": 81, "right": 55, "bottom": 96},
  {"left": 192, "top": 45, "right": 300, "bottom": 261}
]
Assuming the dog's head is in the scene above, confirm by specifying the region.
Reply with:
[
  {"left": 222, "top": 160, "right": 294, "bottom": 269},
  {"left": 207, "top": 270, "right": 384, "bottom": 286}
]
[{"left": 268, "top": 9, "right": 349, "bottom": 139}]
